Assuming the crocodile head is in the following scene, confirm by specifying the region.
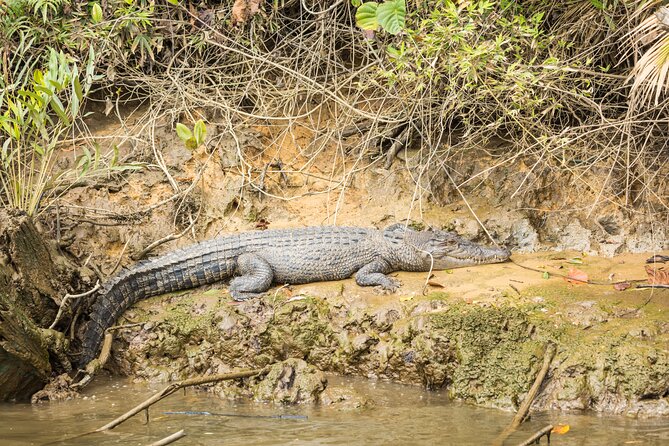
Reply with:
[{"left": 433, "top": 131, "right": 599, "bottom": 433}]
[
  {"left": 384, "top": 224, "right": 511, "bottom": 270},
  {"left": 422, "top": 229, "right": 511, "bottom": 269}
]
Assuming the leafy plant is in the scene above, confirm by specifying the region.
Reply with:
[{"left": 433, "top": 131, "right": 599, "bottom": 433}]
[
  {"left": 0, "top": 48, "right": 129, "bottom": 216},
  {"left": 176, "top": 120, "right": 207, "bottom": 150},
  {"left": 356, "top": 0, "right": 407, "bottom": 35}
]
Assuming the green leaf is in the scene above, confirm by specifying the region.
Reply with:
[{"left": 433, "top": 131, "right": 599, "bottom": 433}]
[
  {"left": 351, "top": 0, "right": 362, "bottom": 6},
  {"left": 50, "top": 96, "right": 70, "bottom": 126},
  {"left": 542, "top": 271, "right": 550, "bottom": 279},
  {"left": 175, "top": 123, "right": 192, "bottom": 142},
  {"left": 91, "top": 3, "right": 103, "bottom": 23},
  {"left": 193, "top": 119, "right": 207, "bottom": 146},
  {"left": 356, "top": 2, "right": 379, "bottom": 31},
  {"left": 33, "top": 69, "right": 45, "bottom": 85},
  {"left": 165, "top": 0, "right": 179, "bottom": 5},
  {"left": 377, "top": 0, "right": 406, "bottom": 35}
]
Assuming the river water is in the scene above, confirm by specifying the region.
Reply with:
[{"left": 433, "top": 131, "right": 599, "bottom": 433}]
[{"left": 1, "top": 376, "right": 667, "bottom": 445}]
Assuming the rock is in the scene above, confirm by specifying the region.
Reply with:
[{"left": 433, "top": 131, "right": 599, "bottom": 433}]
[
  {"left": 510, "top": 219, "right": 540, "bottom": 252},
  {"left": 557, "top": 220, "right": 592, "bottom": 252},
  {"left": 249, "top": 359, "right": 327, "bottom": 404}
]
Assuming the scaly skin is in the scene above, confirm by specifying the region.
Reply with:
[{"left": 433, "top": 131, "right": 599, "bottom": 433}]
[{"left": 79, "top": 224, "right": 510, "bottom": 366}]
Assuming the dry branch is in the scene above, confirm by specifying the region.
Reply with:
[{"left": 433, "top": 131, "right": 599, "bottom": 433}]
[
  {"left": 493, "top": 343, "right": 556, "bottom": 446},
  {"left": 516, "top": 425, "right": 554, "bottom": 446},
  {"left": 96, "top": 368, "right": 266, "bottom": 432},
  {"left": 148, "top": 429, "right": 186, "bottom": 446}
]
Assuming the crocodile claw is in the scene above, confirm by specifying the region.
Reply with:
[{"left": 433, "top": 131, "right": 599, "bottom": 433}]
[{"left": 374, "top": 278, "right": 401, "bottom": 294}]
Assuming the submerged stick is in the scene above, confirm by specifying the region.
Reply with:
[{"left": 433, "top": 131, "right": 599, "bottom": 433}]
[
  {"left": 148, "top": 429, "right": 186, "bottom": 446},
  {"left": 492, "top": 342, "right": 556, "bottom": 446},
  {"left": 516, "top": 424, "right": 553, "bottom": 446},
  {"left": 96, "top": 368, "right": 266, "bottom": 432},
  {"left": 511, "top": 343, "right": 556, "bottom": 428}
]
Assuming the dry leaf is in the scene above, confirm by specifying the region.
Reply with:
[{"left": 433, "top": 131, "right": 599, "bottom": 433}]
[
  {"left": 645, "top": 265, "right": 669, "bottom": 285},
  {"left": 552, "top": 424, "right": 570, "bottom": 434},
  {"left": 231, "top": 0, "right": 262, "bottom": 25},
  {"left": 399, "top": 296, "right": 414, "bottom": 302},
  {"left": 427, "top": 280, "right": 445, "bottom": 288},
  {"left": 565, "top": 267, "right": 589, "bottom": 285},
  {"left": 614, "top": 282, "right": 632, "bottom": 291}
]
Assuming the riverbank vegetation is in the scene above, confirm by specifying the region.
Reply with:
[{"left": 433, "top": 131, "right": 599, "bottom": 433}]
[{"left": 1, "top": 0, "right": 668, "bottom": 217}]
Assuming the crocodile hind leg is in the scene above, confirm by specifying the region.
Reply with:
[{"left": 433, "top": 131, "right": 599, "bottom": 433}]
[
  {"left": 355, "top": 259, "right": 401, "bottom": 293},
  {"left": 229, "top": 253, "right": 274, "bottom": 301}
]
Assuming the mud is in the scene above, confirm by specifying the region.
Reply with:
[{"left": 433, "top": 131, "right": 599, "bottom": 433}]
[
  {"left": 15, "top": 106, "right": 667, "bottom": 413},
  {"left": 104, "top": 253, "right": 669, "bottom": 416}
]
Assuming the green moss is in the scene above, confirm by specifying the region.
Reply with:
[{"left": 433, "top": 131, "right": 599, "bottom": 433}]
[{"left": 418, "top": 303, "right": 550, "bottom": 404}]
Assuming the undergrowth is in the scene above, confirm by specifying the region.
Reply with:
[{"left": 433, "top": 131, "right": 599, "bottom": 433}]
[{"left": 0, "top": 0, "right": 667, "bottom": 220}]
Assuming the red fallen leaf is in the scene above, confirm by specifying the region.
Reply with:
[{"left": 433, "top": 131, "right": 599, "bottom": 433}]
[
  {"left": 565, "top": 267, "right": 589, "bottom": 285},
  {"left": 427, "top": 281, "right": 445, "bottom": 288},
  {"left": 645, "top": 265, "right": 669, "bottom": 285},
  {"left": 614, "top": 282, "right": 631, "bottom": 291}
]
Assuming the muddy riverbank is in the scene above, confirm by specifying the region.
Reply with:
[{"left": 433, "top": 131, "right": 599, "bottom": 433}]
[{"left": 104, "top": 252, "right": 669, "bottom": 416}]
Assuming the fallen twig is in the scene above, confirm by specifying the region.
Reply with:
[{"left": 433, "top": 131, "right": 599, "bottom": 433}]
[
  {"left": 96, "top": 368, "right": 266, "bottom": 432},
  {"left": 384, "top": 125, "right": 411, "bottom": 169},
  {"left": 131, "top": 220, "right": 196, "bottom": 260},
  {"left": 73, "top": 323, "right": 147, "bottom": 389},
  {"left": 148, "top": 429, "right": 186, "bottom": 446},
  {"left": 636, "top": 284, "right": 669, "bottom": 289},
  {"left": 493, "top": 343, "right": 556, "bottom": 446},
  {"left": 49, "top": 281, "right": 101, "bottom": 330},
  {"left": 516, "top": 424, "right": 554, "bottom": 446}
]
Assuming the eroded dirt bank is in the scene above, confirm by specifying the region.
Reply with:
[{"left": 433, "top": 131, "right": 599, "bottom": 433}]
[
  {"left": 15, "top": 108, "right": 666, "bottom": 413},
  {"left": 107, "top": 253, "right": 669, "bottom": 416}
]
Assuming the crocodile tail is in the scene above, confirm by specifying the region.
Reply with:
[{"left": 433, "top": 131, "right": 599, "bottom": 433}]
[{"left": 78, "top": 242, "right": 235, "bottom": 368}]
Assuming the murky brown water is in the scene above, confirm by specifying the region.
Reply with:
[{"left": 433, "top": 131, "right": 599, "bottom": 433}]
[{"left": 1, "top": 376, "right": 667, "bottom": 446}]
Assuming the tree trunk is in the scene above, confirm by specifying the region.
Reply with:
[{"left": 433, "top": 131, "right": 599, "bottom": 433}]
[{"left": 0, "top": 209, "right": 78, "bottom": 402}]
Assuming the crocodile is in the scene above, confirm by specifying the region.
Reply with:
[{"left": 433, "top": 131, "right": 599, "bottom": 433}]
[{"left": 79, "top": 224, "right": 510, "bottom": 367}]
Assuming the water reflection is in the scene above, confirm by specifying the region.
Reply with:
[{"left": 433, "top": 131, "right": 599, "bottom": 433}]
[{"left": 1, "top": 376, "right": 667, "bottom": 445}]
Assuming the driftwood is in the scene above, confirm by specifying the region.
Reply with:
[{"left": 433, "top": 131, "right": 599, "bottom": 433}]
[
  {"left": 516, "top": 424, "right": 554, "bottom": 446},
  {"left": 148, "top": 429, "right": 186, "bottom": 446},
  {"left": 492, "top": 342, "right": 556, "bottom": 446},
  {"left": 96, "top": 368, "right": 266, "bottom": 432}
]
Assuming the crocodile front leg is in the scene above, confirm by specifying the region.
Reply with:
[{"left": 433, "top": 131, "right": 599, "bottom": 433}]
[
  {"left": 355, "top": 259, "right": 400, "bottom": 292},
  {"left": 229, "top": 253, "right": 274, "bottom": 301}
]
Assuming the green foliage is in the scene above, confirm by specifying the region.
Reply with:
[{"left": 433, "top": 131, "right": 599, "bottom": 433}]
[
  {"left": 373, "top": 0, "right": 579, "bottom": 135},
  {"left": 356, "top": 0, "right": 406, "bottom": 35},
  {"left": 0, "top": 49, "right": 132, "bottom": 215},
  {"left": 176, "top": 120, "right": 207, "bottom": 150}
]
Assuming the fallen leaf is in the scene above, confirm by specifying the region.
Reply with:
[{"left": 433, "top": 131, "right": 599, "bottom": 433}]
[
  {"left": 427, "top": 281, "right": 444, "bottom": 288},
  {"left": 613, "top": 282, "right": 631, "bottom": 291},
  {"left": 542, "top": 271, "right": 550, "bottom": 279},
  {"left": 568, "top": 257, "right": 584, "bottom": 264},
  {"left": 552, "top": 424, "right": 570, "bottom": 435},
  {"left": 565, "top": 267, "right": 589, "bottom": 285},
  {"left": 399, "top": 296, "right": 414, "bottom": 302},
  {"left": 231, "top": 0, "right": 262, "bottom": 25},
  {"left": 645, "top": 265, "right": 669, "bottom": 285}
]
